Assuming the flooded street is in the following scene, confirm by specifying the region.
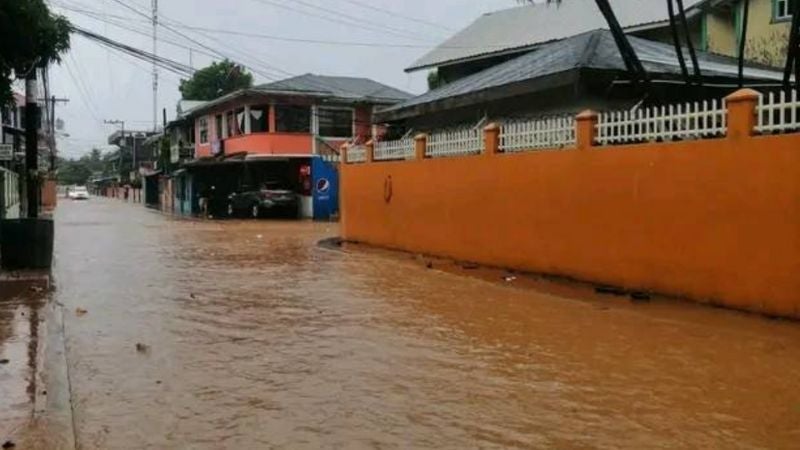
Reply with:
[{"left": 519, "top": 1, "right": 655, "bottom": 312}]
[{"left": 4, "top": 198, "right": 799, "bottom": 448}]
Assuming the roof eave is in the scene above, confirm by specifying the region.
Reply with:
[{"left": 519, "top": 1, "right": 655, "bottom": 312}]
[{"left": 376, "top": 69, "right": 581, "bottom": 122}]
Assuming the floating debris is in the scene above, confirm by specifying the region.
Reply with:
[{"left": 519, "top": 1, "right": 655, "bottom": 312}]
[
  {"left": 2, "top": 440, "right": 16, "bottom": 449},
  {"left": 630, "top": 292, "right": 652, "bottom": 302},
  {"left": 0, "top": 359, "right": 9, "bottom": 364},
  {"left": 503, "top": 276, "right": 517, "bottom": 282},
  {"left": 75, "top": 308, "right": 88, "bottom": 317},
  {"left": 135, "top": 343, "right": 150, "bottom": 353}
]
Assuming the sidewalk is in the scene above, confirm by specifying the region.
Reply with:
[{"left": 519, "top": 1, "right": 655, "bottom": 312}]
[{"left": 0, "top": 273, "right": 74, "bottom": 449}]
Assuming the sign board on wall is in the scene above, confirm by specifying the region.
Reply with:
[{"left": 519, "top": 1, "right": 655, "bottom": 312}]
[{"left": 0, "top": 144, "right": 13, "bottom": 161}]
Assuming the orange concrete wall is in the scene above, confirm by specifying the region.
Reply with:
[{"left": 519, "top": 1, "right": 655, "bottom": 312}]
[
  {"left": 223, "top": 133, "right": 312, "bottom": 155},
  {"left": 341, "top": 91, "right": 800, "bottom": 318}
]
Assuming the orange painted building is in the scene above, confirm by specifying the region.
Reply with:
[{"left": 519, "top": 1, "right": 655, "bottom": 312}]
[
  {"left": 341, "top": 89, "right": 800, "bottom": 320},
  {"left": 188, "top": 74, "right": 412, "bottom": 160}
]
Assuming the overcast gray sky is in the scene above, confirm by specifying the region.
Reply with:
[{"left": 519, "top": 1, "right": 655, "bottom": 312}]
[{"left": 47, "top": 0, "right": 519, "bottom": 159}]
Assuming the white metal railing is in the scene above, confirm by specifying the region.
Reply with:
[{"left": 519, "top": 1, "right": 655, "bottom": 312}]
[
  {"left": 757, "top": 91, "right": 800, "bottom": 134},
  {"left": 346, "top": 144, "right": 367, "bottom": 163},
  {"left": 500, "top": 116, "right": 576, "bottom": 152},
  {"left": 595, "top": 100, "right": 727, "bottom": 146},
  {"left": 374, "top": 137, "right": 415, "bottom": 161},
  {"left": 426, "top": 125, "right": 483, "bottom": 158}
]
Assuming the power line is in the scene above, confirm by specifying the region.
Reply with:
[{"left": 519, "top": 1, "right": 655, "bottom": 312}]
[
  {"left": 53, "top": 2, "right": 501, "bottom": 50},
  {"left": 337, "top": 0, "right": 456, "bottom": 33},
  {"left": 247, "top": 0, "right": 438, "bottom": 43},
  {"left": 62, "top": 59, "right": 103, "bottom": 125},
  {"left": 71, "top": 25, "right": 195, "bottom": 76},
  {"left": 103, "top": 0, "right": 286, "bottom": 82}
]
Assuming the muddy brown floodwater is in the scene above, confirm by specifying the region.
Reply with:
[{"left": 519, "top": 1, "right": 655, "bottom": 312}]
[{"left": 29, "top": 198, "right": 800, "bottom": 448}]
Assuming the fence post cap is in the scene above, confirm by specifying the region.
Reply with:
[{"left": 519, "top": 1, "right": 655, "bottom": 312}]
[
  {"left": 484, "top": 122, "right": 500, "bottom": 132},
  {"left": 365, "top": 139, "right": 374, "bottom": 146},
  {"left": 414, "top": 133, "right": 428, "bottom": 141},
  {"left": 725, "top": 88, "right": 760, "bottom": 103},
  {"left": 339, "top": 143, "right": 349, "bottom": 150},
  {"left": 576, "top": 110, "right": 598, "bottom": 121}
]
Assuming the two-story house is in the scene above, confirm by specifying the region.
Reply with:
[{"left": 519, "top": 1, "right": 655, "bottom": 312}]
[
  {"left": 189, "top": 73, "right": 411, "bottom": 159},
  {"left": 177, "top": 73, "right": 411, "bottom": 219}
]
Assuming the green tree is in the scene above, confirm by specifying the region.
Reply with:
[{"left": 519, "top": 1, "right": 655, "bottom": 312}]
[
  {"left": 179, "top": 59, "right": 253, "bottom": 101},
  {"left": 0, "top": 0, "right": 71, "bottom": 106}
]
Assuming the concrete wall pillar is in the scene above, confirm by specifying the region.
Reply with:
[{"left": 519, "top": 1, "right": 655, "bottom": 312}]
[
  {"left": 365, "top": 140, "right": 375, "bottom": 163},
  {"left": 414, "top": 134, "right": 427, "bottom": 160},
  {"left": 484, "top": 123, "right": 500, "bottom": 157},
  {"left": 576, "top": 110, "right": 598, "bottom": 150},
  {"left": 725, "top": 88, "right": 760, "bottom": 141}
]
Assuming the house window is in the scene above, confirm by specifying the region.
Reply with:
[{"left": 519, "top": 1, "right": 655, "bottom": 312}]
[
  {"left": 275, "top": 105, "right": 310, "bottom": 133},
  {"left": 215, "top": 114, "right": 223, "bottom": 140},
  {"left": 198, "top": 117, "right": 209, "bottom": 144},
  {"left": 249, "top": 106, "right": 268, "bottom": 133},
  {"left": 775, "top": 0, "right": 796, "bottom": 20},
  {"left": 317, "top": 108, "right": 353, "bottom": 138}
]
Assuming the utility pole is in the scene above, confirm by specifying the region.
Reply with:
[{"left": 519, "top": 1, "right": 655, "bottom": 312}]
[
  {"left": 25, "top": 68, "right": 40, "bottom": 218},
  {"left": 45, "top": 95, "right": 69, "bottom": 170},
  {"left": 152, "top": 0, "right": 159, "bottom": 132}
]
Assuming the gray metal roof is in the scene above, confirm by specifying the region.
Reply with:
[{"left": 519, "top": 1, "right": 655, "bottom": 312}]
[
  {"left": 177, "top": 100, "right": 207, "bottom": 118},
  {"left": 255, "top": 74, "right": 413, "bottom": 103},
  {"left": 407, "top": 0, "right": 708, "bottom": 72},
  {"left": 382, "top": 29, "right": 783, "bottom": 120}
]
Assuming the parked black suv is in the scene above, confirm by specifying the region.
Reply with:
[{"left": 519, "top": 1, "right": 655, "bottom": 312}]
[{"left": 227, "top": 182, "right": 298, "bottom": 219}]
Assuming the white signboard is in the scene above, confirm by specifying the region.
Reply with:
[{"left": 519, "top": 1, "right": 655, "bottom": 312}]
[{"left": 0, "top": 144, "right": 13, "bottom": 161}]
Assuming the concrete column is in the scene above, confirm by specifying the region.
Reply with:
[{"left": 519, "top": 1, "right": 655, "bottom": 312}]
[
  {"left": 268, "top": 105, "right": 276, "bottom": 133},
  {"left": 340, "top": 143, "right": 349, "bottom": 163},
  {"left": 484, "top": 123, "right": 500, "bottom": 157},
  {"left": 244, "top": 105, "right": 252, "bottom": 134},
  {"left": 725, "top": 88, "right": 760, "bottom": 141},
  {"left": 576, "top": 110, "right": 598, "bottom": 151},
  {"left": 221, "top": 114, "right": 229, "bottom": 139},
  {"left": 414, "top": 134, "right": 427, "bottom": 160}
]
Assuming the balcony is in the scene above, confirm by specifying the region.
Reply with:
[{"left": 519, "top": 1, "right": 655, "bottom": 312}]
[{"left": 222, "top": 133, "right": 314, "bottom": 156}]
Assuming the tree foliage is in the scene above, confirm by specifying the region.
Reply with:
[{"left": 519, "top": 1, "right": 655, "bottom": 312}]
[
  {"left": 0, "top": 0, "right": 71, "bottom": 106},
  {"left": 179, "top": 59, "right": 253, "bottom": 101},
  {"left": 57, "top": 148, "right": 104, "bottom": 186}
]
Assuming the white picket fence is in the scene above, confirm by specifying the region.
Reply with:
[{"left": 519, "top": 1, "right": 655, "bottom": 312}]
[
  {"left": 346, "top": 144, "right": 367, "bottom": 163},
  {"left": 374, "top": 137, "right": 415, "bottom": 161},
  {"left": 500, "top": 116, "right": 576, "bottom": 152},
  {"left": 426, "top": 126, "right": 483, "bottom": 158},
  {"left": 757, "top": 90, "right": 800, "bottom": 134},
  {"left": 595, "top": 100, "right": 727, "bottom": 145}
]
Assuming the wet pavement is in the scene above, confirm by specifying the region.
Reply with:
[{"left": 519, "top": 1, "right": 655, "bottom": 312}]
[{"left": 3, "top": 197, "right": 800, "bottom": 448}]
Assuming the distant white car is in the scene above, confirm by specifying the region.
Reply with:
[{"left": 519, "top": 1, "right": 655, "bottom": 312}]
[{"left": 69, "top": 186, "right": 90, "bottom": 200}]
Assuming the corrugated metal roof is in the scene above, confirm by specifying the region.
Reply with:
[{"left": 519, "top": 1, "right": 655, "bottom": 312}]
[
  {"left": 383, "top": 30, "right": 782, "bottom": 120},
  {"left": 407, "top": 0, "right": 709, "bottom": 72},
  {"left": 255, "top": 74, "right": 413, "bottom": 103}
]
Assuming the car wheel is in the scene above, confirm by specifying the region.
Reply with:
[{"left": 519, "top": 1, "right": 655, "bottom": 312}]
[
  {"left": 227, "top": 203, "right": 235, "bottom": 217},
  {"left": 251, "top": 204, "right": 260, "bottom": 219}
]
